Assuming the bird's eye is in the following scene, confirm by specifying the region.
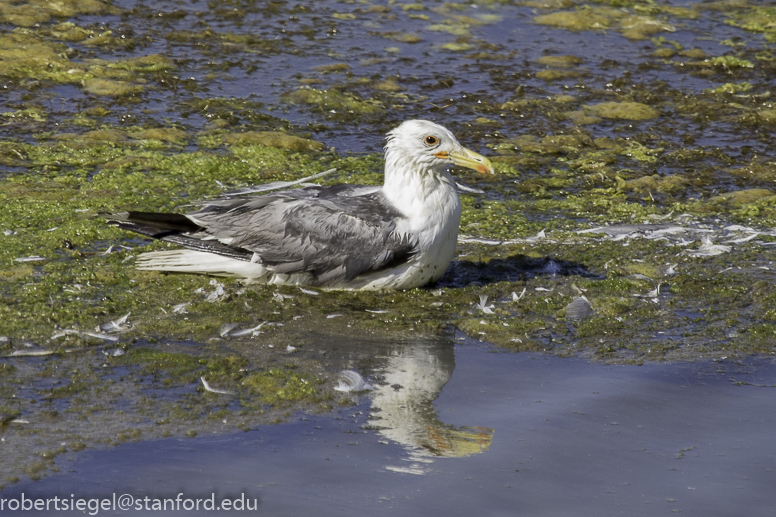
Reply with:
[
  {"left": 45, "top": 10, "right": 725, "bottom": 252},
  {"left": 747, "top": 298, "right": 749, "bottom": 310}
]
[{"left": 424, "top": 135, "right": 439, "bottom": 146}]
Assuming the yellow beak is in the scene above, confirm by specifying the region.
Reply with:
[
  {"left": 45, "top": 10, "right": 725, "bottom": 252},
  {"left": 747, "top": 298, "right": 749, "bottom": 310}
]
[{"left": 445, "top": 147, "right": 494, "bottom": 175}]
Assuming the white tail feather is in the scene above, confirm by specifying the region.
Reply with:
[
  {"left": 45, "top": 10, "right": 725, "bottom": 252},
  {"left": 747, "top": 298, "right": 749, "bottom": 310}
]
[{"left": 136, "top": 250, "right": 269, "bottom": 281}]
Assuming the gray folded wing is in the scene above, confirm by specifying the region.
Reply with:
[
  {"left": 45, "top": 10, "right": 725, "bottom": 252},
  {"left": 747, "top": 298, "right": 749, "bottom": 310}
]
[{"left": 188, "top": 185, "right": 417, "bottom": 284}]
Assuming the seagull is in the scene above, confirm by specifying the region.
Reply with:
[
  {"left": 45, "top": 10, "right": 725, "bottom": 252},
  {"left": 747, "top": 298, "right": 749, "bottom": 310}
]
[{"left": 106, "top": 120, "right": 494, "bottom": 290}]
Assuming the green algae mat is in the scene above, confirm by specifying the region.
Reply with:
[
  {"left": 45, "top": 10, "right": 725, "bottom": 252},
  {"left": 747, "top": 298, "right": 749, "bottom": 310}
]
[{"left": 1, "top": 0, "right": 776, "bottom": 486}]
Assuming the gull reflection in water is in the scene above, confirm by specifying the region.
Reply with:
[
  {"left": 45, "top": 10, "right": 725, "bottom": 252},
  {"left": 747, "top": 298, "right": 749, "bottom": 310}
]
[{"left": 365, "top": 339, "right": 493, "bottom": 475}]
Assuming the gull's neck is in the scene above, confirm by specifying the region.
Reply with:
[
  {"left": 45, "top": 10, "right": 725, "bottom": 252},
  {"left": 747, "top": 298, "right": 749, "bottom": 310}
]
[{"left": 381, "top": 149, "right": 458, "bottom": 222}]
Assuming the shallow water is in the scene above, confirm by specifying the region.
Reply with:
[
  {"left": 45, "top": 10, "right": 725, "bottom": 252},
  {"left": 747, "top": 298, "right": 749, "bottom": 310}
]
[{"left": 10, "top": 338, "right": 776, "bottom": 516}]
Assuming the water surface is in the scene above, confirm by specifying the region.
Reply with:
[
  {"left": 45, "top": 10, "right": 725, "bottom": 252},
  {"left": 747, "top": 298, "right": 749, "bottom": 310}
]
[{"left": 12, "top": 339, "right": 776, "bottom": 516}]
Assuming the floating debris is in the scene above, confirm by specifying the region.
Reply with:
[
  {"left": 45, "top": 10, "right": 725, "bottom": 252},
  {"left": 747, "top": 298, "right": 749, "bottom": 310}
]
[
  {"left": 334, "top": 370, "right": 374, "bottom": 392},
  {"left": 200, "top": 377, "right": 235, "bottom": 395},
  {"left": 565, "top": 296, "right": 594, "bottom": 321}
]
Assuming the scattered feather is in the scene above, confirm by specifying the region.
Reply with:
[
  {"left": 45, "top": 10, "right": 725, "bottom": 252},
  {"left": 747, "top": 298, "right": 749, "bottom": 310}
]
[
  {"left": 535, "top": 287, "right": 552, "bottom": 292},
  {"left": 475, "top": 295, "right": 494, "bottom": 314},
  {"left": 51, "top": 329, "right": 81, "bottom": 339},
  {"left": 228, "top": 322, "right": 266, "bottom": 337},
  {"left": 2, "top": 342, "right": 118, "bottom": 358},
  {"left": 334, "top": 370, "right": 374, "bottom": 392},
  {"left": 3, "top": 230, "right": 13, "bottom": 236},
  {"left": 220, "top": 323, "right": 240, "bottom": 337},
  {"left": 511, "top": 288, "right": 526, "bottom": 302},
  {"left": 273, "top": 292, "right": 294, "bottom": 302},
  {"left": 10, "top": 348, "right": 53, "bottom": 356},
  {"left": 385, "top": 465, "right": 426, "bottom": 475},
  {"left": 723, "top": 232, "right": 760, "bottom": 244},
  {"left": 327, "top": 314, "right": 343, "bottom": 319},
  {"left": 634, "top": 283, "right": 661, "bottom": 299},
  {"left": 203, "top": 280, "right": 226, "bottom": 302},
  {"left": 286, "top": 345, "right": 297, "bottom": 352},
  {"left": 457, "top": 235, "right": 521, "bottom": 245},
  {"left": 102, "top": 245, "right": 114, "bottom": 255},
  {"left": 685, "top": 237, "right": 731, "bottom": 257},
  {"left": 200, "top": 377, "right": 235, "bottom": 395},
  {"left": 455, "top": 182, "right": 485, "bottom": 194},
  {"left": 232, "top": 321, "right": 266, "bottom": 337},
  {"left": 221, "top": 168, "right": 337, "bottom": 196},
  {"left": 525, "top": 229, "right": 546, "bottom": 243},
  {"left": 665, "top": 263, "right": 678, "bottom": 275},
  {"left": 647, "top": 211, "right": 674, "bottom": 220},
  {"left": 173, "top": 303, "right": 190, "bottom": 314},
  {"left": 82, "top": 332, "right": 119, "bottom": 342},
  {"left": 299, "top": 287, "right": 319, "bottom": 295},
  {"left": 366, "top": 309, "right": 390, "bottom": 314},
  {"left": 52, "top": 329, "right": 118, "bottom": 342},
  {"left": 15, "top": 256, "right": 47, "bottom": 262},
  {"left": 98, "top": 313, "right": 131, "bottom": 333},
  {"left": 103, "top": 348, "right": 125, "bottom": 357}
]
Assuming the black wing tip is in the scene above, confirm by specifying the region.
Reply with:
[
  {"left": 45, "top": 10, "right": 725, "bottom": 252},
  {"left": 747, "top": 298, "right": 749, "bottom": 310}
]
[{"left": 101, "top": 210, "right": 201, "bottom": 233}]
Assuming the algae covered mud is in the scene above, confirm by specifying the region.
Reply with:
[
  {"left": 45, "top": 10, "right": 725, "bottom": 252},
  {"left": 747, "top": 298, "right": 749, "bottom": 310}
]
[{"left": 1, "top": 0, "right": 776, "bottom": 486}]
